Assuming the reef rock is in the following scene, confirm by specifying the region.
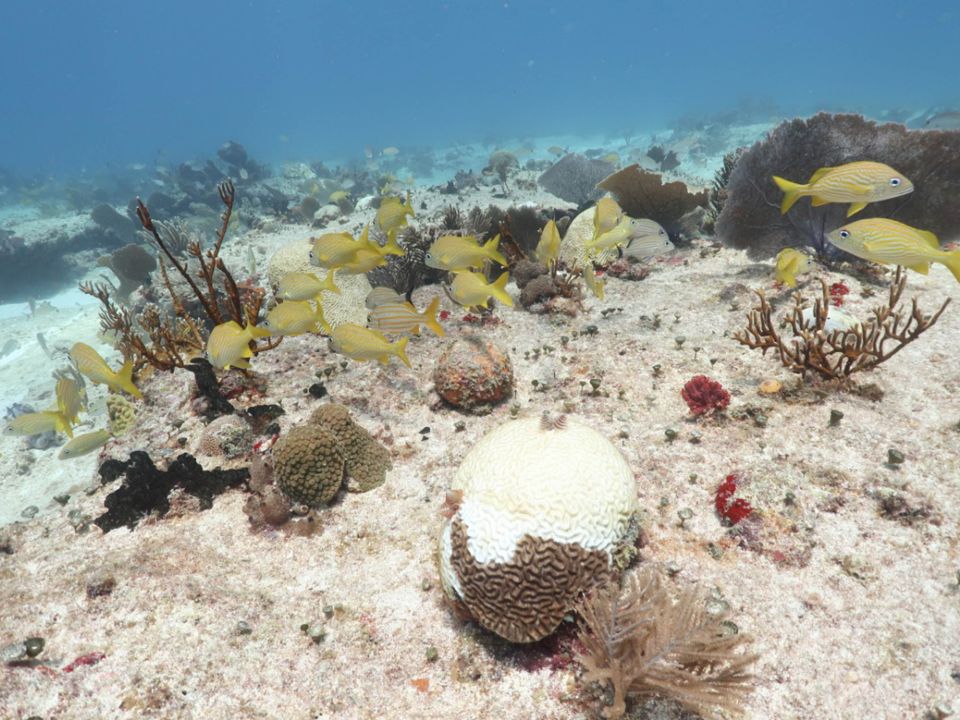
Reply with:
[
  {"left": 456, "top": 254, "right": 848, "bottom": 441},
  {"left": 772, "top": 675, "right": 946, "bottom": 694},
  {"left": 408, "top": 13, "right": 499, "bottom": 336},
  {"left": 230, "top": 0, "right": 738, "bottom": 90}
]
[{"left": 438, "top": 416, "right": 638, "bottom": 642}]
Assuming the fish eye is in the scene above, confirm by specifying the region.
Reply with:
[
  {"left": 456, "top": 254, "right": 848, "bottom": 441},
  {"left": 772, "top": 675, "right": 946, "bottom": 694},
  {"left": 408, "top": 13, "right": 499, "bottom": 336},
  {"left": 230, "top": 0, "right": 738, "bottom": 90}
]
[
  {"left": 839, "top": 230, "right": 850, "bottom": 239},
  {"left": 889, "top": 178, "right": 901, "bottom": 186}
]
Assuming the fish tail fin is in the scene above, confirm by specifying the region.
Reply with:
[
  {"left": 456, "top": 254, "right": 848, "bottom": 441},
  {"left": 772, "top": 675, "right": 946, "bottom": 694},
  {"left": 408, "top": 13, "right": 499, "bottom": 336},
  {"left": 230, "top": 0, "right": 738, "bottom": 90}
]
[
  {"left": 321, "top": 269, "right": 341, "bottom": 295},
  {"left": 54, "top": 412, "right": 74, "bottom": 439},
  {"left": 942, "top": 250, "right": 960, "bottom": 284},
  {"left": 422, "top": 296, "right": 446, "bottom": 337},
  {"left": 772, "top": 176, "right": 807, "bottom": 214},
  {"left": 483, "top": 234, "right": 508, "bottom": 266},
  {"left": 393, "top": 336, "right": 412, "bottom": 368},
  {"left": 315, "top": 304, "right": 333, "bottom": 335},
  {"left": 382, "top": 229, "right": 405, "bottom": 256},
  {"left": 117, "top": 359, "right": 143, "bottom": 399},
  {"left": 491, "top": 271, "right": 514, "bottom": 307}
]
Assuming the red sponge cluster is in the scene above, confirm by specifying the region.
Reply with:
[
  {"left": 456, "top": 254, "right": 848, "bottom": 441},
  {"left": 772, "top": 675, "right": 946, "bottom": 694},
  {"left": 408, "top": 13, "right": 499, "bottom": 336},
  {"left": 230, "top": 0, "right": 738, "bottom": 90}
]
[
  {"left": 829, "top": 281, "right": 850, "bottom": 307},
  {"left": 681, "top": 375, "right": 731, "bottom": 416},
  {"left": 715, "top": 474, "right": 753, "bottom": 525}
]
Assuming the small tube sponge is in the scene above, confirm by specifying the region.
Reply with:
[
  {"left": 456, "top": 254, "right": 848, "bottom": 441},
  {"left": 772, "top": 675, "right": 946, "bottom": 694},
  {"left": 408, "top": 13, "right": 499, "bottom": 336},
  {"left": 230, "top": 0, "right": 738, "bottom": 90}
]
[
  {"left": 272, "top": 425, "right": 346, "bottom": 507},
  {"left": 308, "top": 403, "right": 392, "bottom": 492}
]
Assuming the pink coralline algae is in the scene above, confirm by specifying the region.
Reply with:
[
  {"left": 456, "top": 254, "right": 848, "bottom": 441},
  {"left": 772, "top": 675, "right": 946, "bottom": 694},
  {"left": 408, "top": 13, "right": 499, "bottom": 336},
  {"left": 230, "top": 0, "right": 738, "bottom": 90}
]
[
  {"left": 680, "top": 375, "right": 730, "bottom": 416},
  {"left": 715, "top": 474, "right": 753, "bottom": 525}
]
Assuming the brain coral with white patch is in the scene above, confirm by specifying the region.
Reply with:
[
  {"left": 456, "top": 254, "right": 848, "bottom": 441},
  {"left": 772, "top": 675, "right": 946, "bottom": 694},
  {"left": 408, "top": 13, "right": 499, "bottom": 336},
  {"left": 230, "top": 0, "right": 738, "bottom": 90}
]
[{"left": 438, "top": 415, "right": 638, "bottom": 643}]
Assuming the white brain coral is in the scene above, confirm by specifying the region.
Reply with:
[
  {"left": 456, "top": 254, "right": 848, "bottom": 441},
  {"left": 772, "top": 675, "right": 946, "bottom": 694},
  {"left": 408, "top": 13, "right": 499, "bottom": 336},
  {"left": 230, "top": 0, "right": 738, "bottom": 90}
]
[{"left": 438, "top": 415, "right": 638, "bottom": 643}]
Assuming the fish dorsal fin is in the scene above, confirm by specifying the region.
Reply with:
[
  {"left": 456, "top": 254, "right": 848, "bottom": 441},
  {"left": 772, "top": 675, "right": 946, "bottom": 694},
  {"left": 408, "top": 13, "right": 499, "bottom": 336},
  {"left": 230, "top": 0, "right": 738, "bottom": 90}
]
[
  {"left": 808, "top": 166, "right": 835, "bottom": 184},
  {"left": 919, "top": 229, "right": 940, "bottom": 249}
]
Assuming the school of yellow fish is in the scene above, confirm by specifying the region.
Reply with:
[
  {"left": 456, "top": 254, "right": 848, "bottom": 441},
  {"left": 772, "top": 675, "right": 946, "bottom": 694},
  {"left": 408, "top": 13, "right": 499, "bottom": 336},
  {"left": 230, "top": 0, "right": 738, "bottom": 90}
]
[
  {"left": 774, "top": 160, "right": 960, "bottom": 285},
  {"left": 13, "top": 158, "right": 956, "bottom": 458}
]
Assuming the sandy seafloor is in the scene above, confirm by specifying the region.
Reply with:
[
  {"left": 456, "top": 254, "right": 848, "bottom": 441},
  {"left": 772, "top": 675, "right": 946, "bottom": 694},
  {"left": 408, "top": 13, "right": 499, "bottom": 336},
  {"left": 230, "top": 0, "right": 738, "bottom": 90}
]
[{"left": 1, "top": 131, "right": 959, "bottom": 720}]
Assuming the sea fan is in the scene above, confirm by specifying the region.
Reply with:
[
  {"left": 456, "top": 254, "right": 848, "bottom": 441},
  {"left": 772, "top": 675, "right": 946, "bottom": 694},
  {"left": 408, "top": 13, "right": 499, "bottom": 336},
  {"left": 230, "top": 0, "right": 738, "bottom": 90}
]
[{"left": 575, "top": 567, "right": 757, "bottom": 720}]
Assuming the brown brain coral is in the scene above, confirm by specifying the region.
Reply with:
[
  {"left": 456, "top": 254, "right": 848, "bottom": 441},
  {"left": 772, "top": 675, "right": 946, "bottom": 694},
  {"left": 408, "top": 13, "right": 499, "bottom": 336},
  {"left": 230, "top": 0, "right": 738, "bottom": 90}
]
[
  {"left": 438, "top": 416, "right": 638, "bottom": 643},
  {"left": 308, "top": 403, "right": 392, "bottom": 493},
  {"left": 272, "top": 424, "right": 346, "bottom": 507}
]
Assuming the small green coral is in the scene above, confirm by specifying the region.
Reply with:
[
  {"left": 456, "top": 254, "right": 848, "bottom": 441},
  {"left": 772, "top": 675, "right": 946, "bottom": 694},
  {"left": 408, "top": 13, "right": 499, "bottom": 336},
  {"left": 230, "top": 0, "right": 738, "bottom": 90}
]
[
  {"left": 308, "top": 404, "right": 391, "bottom": 493},
  {"left": 273, "top": 425, "right": 345, "bottom": 507}
]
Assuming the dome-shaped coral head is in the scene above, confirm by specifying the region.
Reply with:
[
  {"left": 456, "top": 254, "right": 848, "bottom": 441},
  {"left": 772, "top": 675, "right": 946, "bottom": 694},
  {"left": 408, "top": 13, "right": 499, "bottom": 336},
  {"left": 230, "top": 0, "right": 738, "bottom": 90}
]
[
  {"left": 437, "top": 415, "right": 638, "bottom": 643},
  {"left": 680, "top": 375, "right": 730, "bottom": 416}
]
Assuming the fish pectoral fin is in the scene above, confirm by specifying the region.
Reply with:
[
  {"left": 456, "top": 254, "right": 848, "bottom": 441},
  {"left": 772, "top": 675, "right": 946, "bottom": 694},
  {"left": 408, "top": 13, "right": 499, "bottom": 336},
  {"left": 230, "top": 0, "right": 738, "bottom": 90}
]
[
  {"left": 906, "top": 262, "right": 930, "bottom": 275},
  {"left": 846, "top": 202, "right": 868, "bottom": 217},
  {"left": 810, "top": 196, "right": 831, "bottom": 207}
]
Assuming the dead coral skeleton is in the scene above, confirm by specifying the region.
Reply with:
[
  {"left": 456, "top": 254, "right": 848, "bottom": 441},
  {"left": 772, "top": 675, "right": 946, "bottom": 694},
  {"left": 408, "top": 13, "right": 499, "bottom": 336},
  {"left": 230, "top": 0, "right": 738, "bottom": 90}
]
[
  {"left": 575, "top": 566, "right": 757, "bottom": 720},
  {"left": 734, "top": 267, "right": 950, "bottom": 381}
]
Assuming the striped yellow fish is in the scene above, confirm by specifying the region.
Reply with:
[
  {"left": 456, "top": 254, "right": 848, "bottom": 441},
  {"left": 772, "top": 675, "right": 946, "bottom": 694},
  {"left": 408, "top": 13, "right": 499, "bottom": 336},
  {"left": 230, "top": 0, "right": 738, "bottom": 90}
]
[
  {"left": 827, "top": 218, "right": 960, "bottom": 282},
  {"left": 773, "top": 161, "right": 913, "bottom": 217},
  {"left": 69, "top": 342, "right": 142, "bottom": 399},
  {"left": 59, "top": 429, "right": 112, "bottom": 459},
  {"left": 586, "top": 217, "right": 673, "bottom": 257},
  {"left": 264, "top": 301, "right": 331, "bottom": 336},
  {"left": 593, "top": 197, "right": 623, "bottom": 241},
  {"left": 365, "top": 286, "right": 406, "bottom": 308},
  {"left": 774, "top": 248, "right": 814, "bottom": 288},
  {"left": 309, "top": 231, "right": 365, "bottom": 268},
  {"left": 330, "top": 324, "right": 411, "bottom": 367},
  {"left": 338, "top": 247, "right": 388, "bottom": 274},
  {"left": 450, "top": 270, "right": 513, "bottom": 309},
  {"left": 277, "top": 270, "right": 340, "bottom": 301},
  {"left": 3, "top": 410, "right": 73, "bottom": 438},
  {"left": 375, "top": 193, "right": 414, "bottom": 236},
  {"left": 535, "top": 220, "right": 561, "bottom": 265},
  {"left": 425, "top": 234, "right": 508, "bottom": 271},
  {"left": 369, "top": 297, "right": 444, "bottom": 337},
  {"left": 206, "top": 321, "right": 272, "bottom": 370}
]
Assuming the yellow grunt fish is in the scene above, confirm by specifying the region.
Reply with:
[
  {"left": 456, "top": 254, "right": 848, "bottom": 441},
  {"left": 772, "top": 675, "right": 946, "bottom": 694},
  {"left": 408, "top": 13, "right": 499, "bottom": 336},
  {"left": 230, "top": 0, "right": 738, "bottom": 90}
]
[
  {"left": 774, "top": 248, "right": 814, "bottom": 288},
  {"left": 369, "top": 296, "right": 445, "bottom": 337},
  {"left": 265, "top": 301, "right": 331, "bottom": 337},
  {"left": 535, "top": 220, "right": 561, "bottom": 265},
  {"left": 69, "top": 342, "right": 142, "bottom": 399},
  {"left": 593, "top": 197, "right": 623, "bottom": 241},
  {"left": 59, "top": 428, "right": 112, "bottom": 460},
  {"left": 365, "top": 286, "right": 406, "bottom": 308},
  {"left": 450, "top": 270, "right": 513, "bottom": 309},
  {"left": 827, "top": 218, "right": 960, "bottom": 282},
  {"left": 375, "top": 193, "right": 414, "bottom": 236},
  {"left": 206, "top": 321, "right": 272, "bottom": 370},
  {"left": 425, "top": 234, "right": 507, "bottom": 271},
  {"left": 329, "top": 190, "right": 350, "bottom": 203},
  {"left": 773, "top": 161, "right": 913, "bottom": 217},
  {"left": 331, "top": 324, "right": 411, "bottom": 367},
  {"left": 338, "top": 247, "right": 388, "bottom": 274},
  {"left": 583, "top": 264, "right": 605, "bottom": 300},
  {"left": 277, "top": 270, "right": 340, "bottom": 301},
  {"left": 587, "top": 217, "right": 673, "bottom": 257},
  {"left": 3, "top": 410, "right": 73, "bottom": 439},
  {"left": 309, "top": 231, "right": 365, "bottom": 268}
]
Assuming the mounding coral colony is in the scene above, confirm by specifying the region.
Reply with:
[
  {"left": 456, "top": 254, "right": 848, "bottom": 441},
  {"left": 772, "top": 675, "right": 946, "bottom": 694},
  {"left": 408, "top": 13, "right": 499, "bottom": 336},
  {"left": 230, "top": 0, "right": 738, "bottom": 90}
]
[{"left": 2, "top": 114, "right": 960, "bottom": 719}]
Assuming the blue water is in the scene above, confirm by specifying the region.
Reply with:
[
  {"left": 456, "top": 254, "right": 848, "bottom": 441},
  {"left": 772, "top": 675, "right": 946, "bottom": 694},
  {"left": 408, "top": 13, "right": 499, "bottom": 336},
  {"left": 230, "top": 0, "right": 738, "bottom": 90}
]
[{"left": 1, "top": 0, "right": 956, "bottom": 177}]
